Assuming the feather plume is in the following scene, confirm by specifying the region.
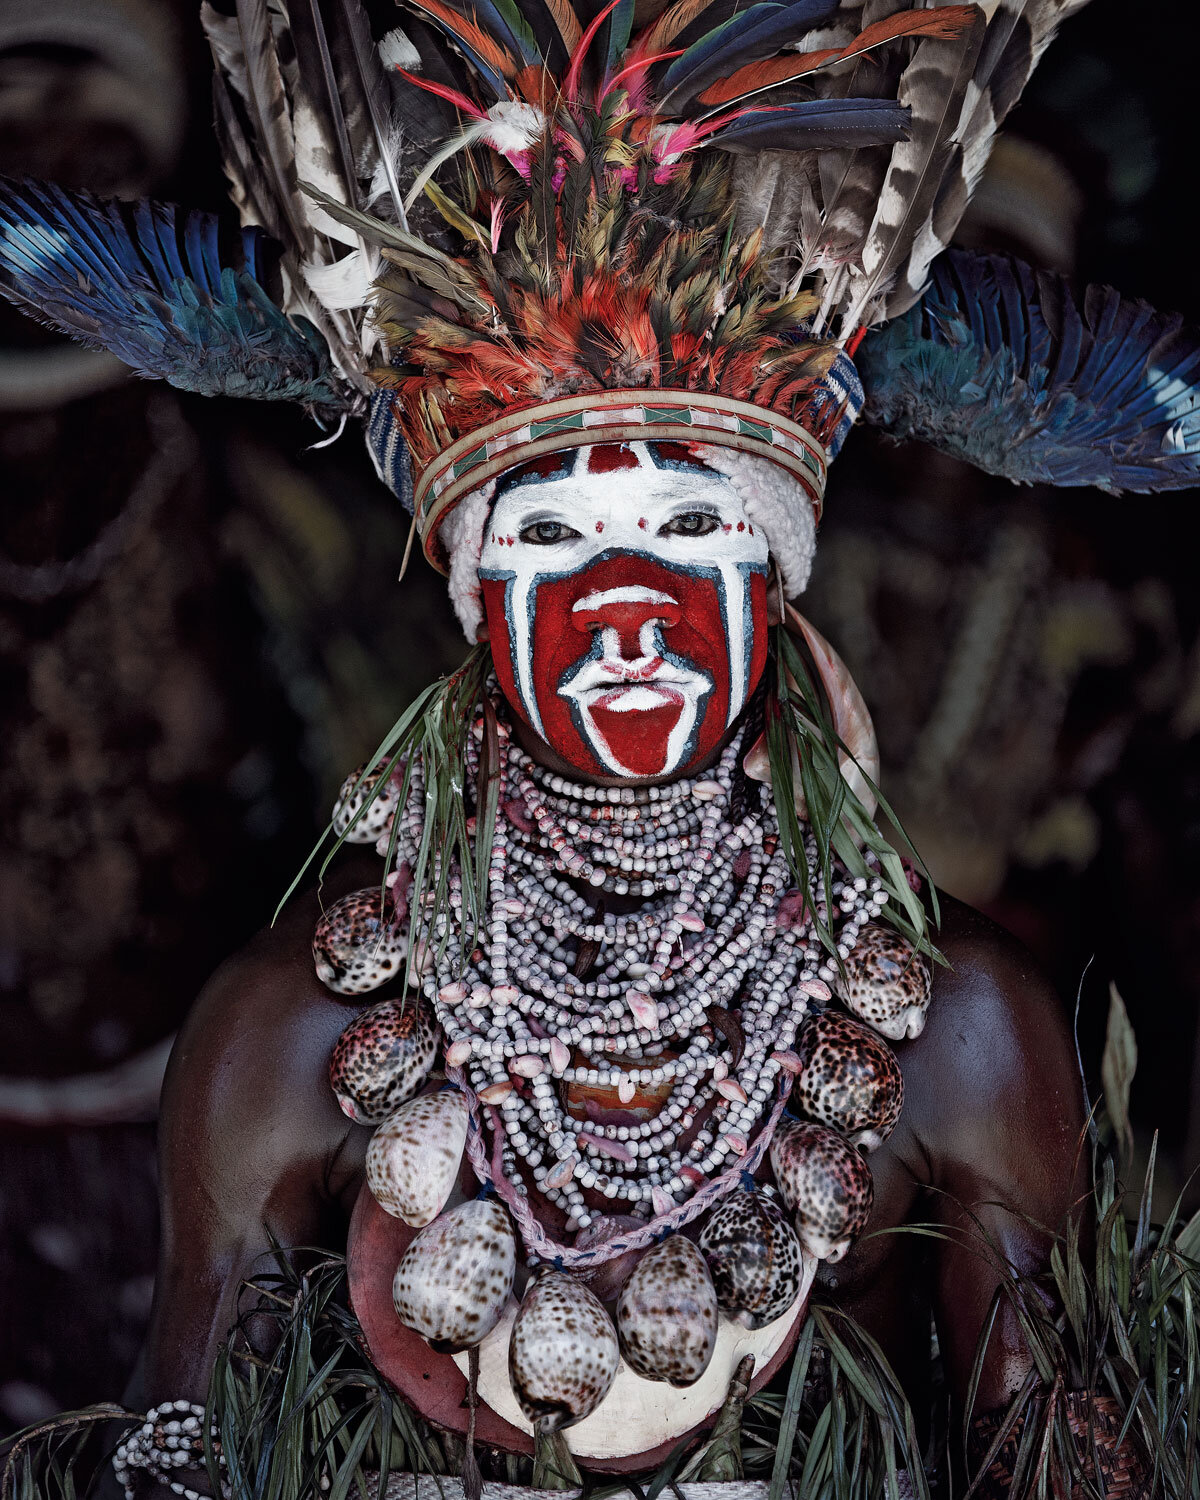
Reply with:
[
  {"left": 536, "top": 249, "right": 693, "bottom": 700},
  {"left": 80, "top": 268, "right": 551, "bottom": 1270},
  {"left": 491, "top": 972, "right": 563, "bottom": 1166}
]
[
  {"left": 836, "top": 17, "right": 985, "bottom": 333},
  {"left": 696, "top": 5, "right": 978, "bottom": 106},
  {"left": 658, "top": 0, "right": 842, "bottom": 105},
  {"left": 881, "top": 0, "right": 1093, "bottom": 318},
  {"left": 858, "top": 249, "right": 1200, "bottom": 492},
  {"left": 0, "top": 176, "right": 343, "bottom": 409}
]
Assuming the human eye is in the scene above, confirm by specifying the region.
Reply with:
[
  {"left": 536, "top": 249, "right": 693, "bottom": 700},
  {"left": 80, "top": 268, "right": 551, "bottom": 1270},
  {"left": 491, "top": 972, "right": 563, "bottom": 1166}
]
[
  {"left": 517, "top": 519, "right": 582, "bottom": 544},
  {"left": 659, "top": 509, "right": 720, "bottom": 538}
]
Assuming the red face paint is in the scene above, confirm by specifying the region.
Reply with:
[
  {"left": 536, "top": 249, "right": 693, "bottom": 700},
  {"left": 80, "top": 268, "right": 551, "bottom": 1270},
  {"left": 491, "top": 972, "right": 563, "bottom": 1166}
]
[{"left": 479, "top": 443, "right": 770, "bottom": 780}]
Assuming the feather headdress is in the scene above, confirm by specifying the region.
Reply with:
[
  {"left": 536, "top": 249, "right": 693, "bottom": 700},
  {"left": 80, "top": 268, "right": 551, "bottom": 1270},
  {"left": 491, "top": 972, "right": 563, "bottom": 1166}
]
[{"left": 3, "top": 0, "right": 1197, "bottom": 583}]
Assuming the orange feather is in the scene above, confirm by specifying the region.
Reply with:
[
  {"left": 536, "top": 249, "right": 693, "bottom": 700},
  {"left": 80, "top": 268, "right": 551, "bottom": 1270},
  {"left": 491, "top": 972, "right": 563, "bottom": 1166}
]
[
  {"left": 696, "top": 4, "right": 980, "bottom": 107},
  {"left": 632, "top": 0, "right": 717, "bottom": 63},
  {"left": 541, "top": 0, "right": 583, "bottom": 56},
  {"left": 407, "top": 0, "right": 521, "bottom": 81}
]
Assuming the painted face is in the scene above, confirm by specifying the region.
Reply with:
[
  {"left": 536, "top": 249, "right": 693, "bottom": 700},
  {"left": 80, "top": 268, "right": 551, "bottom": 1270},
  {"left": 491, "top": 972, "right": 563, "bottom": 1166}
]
[{"left": 479, "top": 442, "right": 770, "bottom": 780}]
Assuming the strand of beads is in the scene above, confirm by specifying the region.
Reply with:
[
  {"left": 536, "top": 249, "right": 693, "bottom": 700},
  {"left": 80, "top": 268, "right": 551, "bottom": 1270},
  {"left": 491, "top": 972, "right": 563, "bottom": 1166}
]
[
  {"left": 112, "top": 1401, "right": 227, "bottom": 1500},
  {"left": 422, "top": 715, "right": 889, "bottom": 1236}
]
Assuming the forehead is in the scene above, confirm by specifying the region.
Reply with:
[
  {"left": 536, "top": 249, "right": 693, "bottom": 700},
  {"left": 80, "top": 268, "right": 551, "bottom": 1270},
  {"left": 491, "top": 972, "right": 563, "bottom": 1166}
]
[{"left": 490, "top": 442, "right": 743, "bottom": 514}]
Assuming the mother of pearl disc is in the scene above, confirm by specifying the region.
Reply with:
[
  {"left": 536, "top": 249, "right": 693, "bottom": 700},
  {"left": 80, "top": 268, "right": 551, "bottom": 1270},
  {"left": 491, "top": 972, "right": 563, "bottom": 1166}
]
[{"left": 452, "top": 1252, "right": 815, "bottom": 1461}]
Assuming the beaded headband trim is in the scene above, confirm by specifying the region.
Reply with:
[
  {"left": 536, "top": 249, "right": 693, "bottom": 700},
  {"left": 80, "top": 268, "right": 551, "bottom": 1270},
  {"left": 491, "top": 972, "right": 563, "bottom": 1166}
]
[{"left": 409, "top": 390, "right": 831, "bottom": 575}]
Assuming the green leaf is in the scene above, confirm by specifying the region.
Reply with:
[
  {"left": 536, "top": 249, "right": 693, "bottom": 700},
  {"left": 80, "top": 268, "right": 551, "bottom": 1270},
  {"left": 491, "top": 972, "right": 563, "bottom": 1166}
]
[{"left": 1101, "top": 982, "right": 1138, "bottom": 1166}]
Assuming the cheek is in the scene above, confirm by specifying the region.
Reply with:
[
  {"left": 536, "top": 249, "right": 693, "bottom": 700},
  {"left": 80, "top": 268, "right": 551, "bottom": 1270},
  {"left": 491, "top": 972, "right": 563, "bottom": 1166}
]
[
  {"left": 744, "top": 571, "right": 770, "bottom": 701},
  {"left": 480, "top": 576, "right": 531, "bottom": 725}
]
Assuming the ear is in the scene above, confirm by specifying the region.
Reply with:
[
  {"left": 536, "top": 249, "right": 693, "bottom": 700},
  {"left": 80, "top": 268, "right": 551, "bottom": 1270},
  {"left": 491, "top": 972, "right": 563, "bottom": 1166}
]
[{"left": 766, "top": 558, "right": 785, "bottom": 626}]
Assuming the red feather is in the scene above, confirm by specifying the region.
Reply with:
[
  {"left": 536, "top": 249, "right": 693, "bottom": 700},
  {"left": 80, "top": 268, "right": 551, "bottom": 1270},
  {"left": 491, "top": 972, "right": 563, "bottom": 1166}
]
[
  {"left": 600, "top": 49, "right": 685, "bottom": 105},
  {"left": 563, "top": 0, "right": 624, "bottom": 102},
  {"left": 394, "top": 68, "right": 487, "bottom": 119}
]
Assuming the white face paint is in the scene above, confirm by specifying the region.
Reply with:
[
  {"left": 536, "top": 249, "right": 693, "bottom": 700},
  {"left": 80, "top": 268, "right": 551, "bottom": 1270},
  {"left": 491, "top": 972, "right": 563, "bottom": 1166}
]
[{"left": 478, "top": 443, "right": 771, "bottom": 780}]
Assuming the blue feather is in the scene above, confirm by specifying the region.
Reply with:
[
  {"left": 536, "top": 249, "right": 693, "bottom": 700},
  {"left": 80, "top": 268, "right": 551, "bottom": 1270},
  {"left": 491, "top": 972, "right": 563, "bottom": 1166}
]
[
  {"left": 708, "top": 98, "right": 910, "bottom": 152},
  {"left": 857, "top": 248, "right": 1200, "bottom": 494},
  {"left": 0, "top": 176, "right": 343, "bottom": 411},
  {"left": 661, "top": 0, "right": 840, "bottom": 104}
]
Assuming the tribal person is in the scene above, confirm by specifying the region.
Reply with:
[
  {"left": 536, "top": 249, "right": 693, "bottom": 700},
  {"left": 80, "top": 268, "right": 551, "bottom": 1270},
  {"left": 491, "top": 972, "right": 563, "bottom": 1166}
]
[{"left": 2, "top": 0, "right": 1198, "bottom": 1493}]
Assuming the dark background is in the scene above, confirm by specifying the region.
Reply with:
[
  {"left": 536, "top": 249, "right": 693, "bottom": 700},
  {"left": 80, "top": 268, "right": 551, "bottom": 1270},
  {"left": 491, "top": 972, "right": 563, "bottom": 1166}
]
[{"left": 0, "top": 0, "right": 1196, "bottom": 1434}]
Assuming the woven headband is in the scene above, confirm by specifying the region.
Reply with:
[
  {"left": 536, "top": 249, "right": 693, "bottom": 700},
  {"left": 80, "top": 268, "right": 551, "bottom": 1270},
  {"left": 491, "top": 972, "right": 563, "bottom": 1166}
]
[{"left": 405, "top": 390, "right": 832, "bottom": 575}]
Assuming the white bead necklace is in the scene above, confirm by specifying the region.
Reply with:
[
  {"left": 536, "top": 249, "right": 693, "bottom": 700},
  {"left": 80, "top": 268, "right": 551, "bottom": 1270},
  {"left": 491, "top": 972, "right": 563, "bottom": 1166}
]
[{"left": 383, "top": 702, "right": 887, "bottom": 1234}]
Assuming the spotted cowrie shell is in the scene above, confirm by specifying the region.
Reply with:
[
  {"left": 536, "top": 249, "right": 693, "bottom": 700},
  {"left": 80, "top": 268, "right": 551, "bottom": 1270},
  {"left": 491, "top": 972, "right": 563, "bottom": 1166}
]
[
  {"left": 616, "top": 1235, "right": 718, "bottom": 1387},
  {"left": 332, "top": 761, "right": 401, "bottom": 843},
  {"left": 698, "top": 1188, "right": 805, "bottom": 1329},
  {"left": 329, "top": 999, "right": 439, "bottom": 1125},
  {"left": 392, "top": 1199, "right": 515, "bottom": 1352},
  {"left": 793, "top": 1010, "right": 904, "bottom": 1152},
  {"left": 769, "top": 1116, "right": 873, "bottom": 1263},
  {"left": 313, "top": 889, "right": 405, "bottom": 996},
  {"left": 366, "top": 1088, "right": 467, "bottom": 1226},
  {"left": 836, "top": 923, "right": 931, "bottom": 1041},
  {"left": 508, "top": 1269, "right": 619, "bottom": 1434},
  {"left": 572, "top": 1214, "right": 646, "bottom": 1303}
]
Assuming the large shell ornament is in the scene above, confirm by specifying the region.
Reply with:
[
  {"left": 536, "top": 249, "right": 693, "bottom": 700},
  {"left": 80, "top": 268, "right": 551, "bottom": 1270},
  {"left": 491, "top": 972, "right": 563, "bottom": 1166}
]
[
  {"left": 769, "top": 1117, "right": 874, "bottom": 1264},
  {"left": 392, "top": 1198, "right": 516, "bottom": 1352},
  {"left": 366, "top": 1088, "right": 468, "bottom": 1226},
  {"left": 836, "top": 923, "right": 932, "bottom": 1041},
  {"left": 313, "top": 888, "right": 405, "bottom": 996},
  {"left": 332, "top": 761, "right": 401, "bottom": 843},
  {"left": 793, "top": 1010, "right": 904, "bottom": 1152},
  {"left": 509, "top": 1269, "right": 619, "bottom": 1434},
  {"left": 698, "top": 1189, "right": 805, "bottom": 1329},
  {"left": 616, "top": 1235, "right": 718, "bottom": 1387},
  {"left": 329, "top": 998, "right": 439, "bottom": 1125}
]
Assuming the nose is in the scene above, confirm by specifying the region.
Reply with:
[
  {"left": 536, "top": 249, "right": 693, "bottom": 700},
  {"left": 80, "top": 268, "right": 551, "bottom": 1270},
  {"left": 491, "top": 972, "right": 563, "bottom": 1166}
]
[{"left": 572, "top": 588, "right": 681, "bottom": 656}]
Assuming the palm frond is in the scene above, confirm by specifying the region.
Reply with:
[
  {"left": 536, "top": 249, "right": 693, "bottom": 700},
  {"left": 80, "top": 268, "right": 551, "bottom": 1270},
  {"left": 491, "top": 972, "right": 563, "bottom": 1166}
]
[{"left": 767, "top": 626, "right": 939, "bottom": 965}]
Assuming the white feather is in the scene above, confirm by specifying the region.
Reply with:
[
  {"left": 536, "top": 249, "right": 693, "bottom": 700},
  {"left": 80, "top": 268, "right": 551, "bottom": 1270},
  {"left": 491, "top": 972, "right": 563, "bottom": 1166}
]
[
  {"left": 303, "top": 247, "right": 381, "bottom": 311},
  {"left": 292, "top": 98, "right": 358, "bottom": 246},
  {"left": 379, "top": 27, "right": 422, "bottom": 71},
  {"left": 367, "top": 124, "right": 408, "bottom": 213}
]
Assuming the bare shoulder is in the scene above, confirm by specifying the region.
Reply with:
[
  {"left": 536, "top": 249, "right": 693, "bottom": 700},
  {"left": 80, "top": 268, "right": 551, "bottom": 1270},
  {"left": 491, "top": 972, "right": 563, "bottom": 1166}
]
[
  {"left": 159, "top": 856, "right": 382, "bottom": 1210},
  {"left": 894, "top": 895, "right": 1085, "bottom": 1208}
]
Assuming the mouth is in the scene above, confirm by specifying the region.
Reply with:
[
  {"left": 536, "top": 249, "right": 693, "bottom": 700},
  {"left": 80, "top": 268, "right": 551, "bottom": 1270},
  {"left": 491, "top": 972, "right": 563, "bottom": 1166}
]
[{"left": 588, "top": 682, "right": 686, "bottom": 713}]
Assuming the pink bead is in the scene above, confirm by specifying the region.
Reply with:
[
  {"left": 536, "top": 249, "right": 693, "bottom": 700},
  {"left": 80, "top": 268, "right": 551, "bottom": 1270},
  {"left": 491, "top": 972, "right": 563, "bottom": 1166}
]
[
  {"left": 770, "top": 1049, "right": 804, "bottom": 1074},
  {"left": 717, "top": 1078, "right": 748, "bottom": 1104},
  {"left": 651, "top": 1187, "right": 676, "bottom": 1217},
  {"left": 580, "top": 1133, "right": 634, "bottom": 1164},
  {"left": 491, "top": 985, "right": 519, "bottom": 1006},
  {"left": 543, "top": 1155, "right": 578, "bottom": 1190},
  {"left": 479, "top": 1080, "right": 513, "bottom": 1104},
  {"left": 511, "top": 1054, "right": 545, "bottom": 1079},
  {"left": 445, "top": 1039, "right": 472, "bottom": 1067},
  {"left": 438, "top": 981, "right": 468, "bottom": 1003},
  {"left": 626, "top": 989, "right": 660, "bottom": 1030},
  {"left": 549, "top": 1038, "right": 571, "bottom": 1075},
  {"left": 617, "top": 1077, "right": 636, "bottom": 1104}
]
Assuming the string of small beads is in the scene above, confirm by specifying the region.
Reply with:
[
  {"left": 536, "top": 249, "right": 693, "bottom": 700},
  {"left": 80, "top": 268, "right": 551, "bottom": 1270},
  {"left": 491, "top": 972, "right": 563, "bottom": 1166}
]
[{"left": 369, "top": 704, "right": 888, "bottom": 1234}]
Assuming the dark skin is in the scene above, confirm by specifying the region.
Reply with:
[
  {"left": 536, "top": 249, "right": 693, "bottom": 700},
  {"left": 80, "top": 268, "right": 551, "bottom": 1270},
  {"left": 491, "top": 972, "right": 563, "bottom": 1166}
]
[{"left": 124, "top": 588, "right": 1088, "bottom": 1483}]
